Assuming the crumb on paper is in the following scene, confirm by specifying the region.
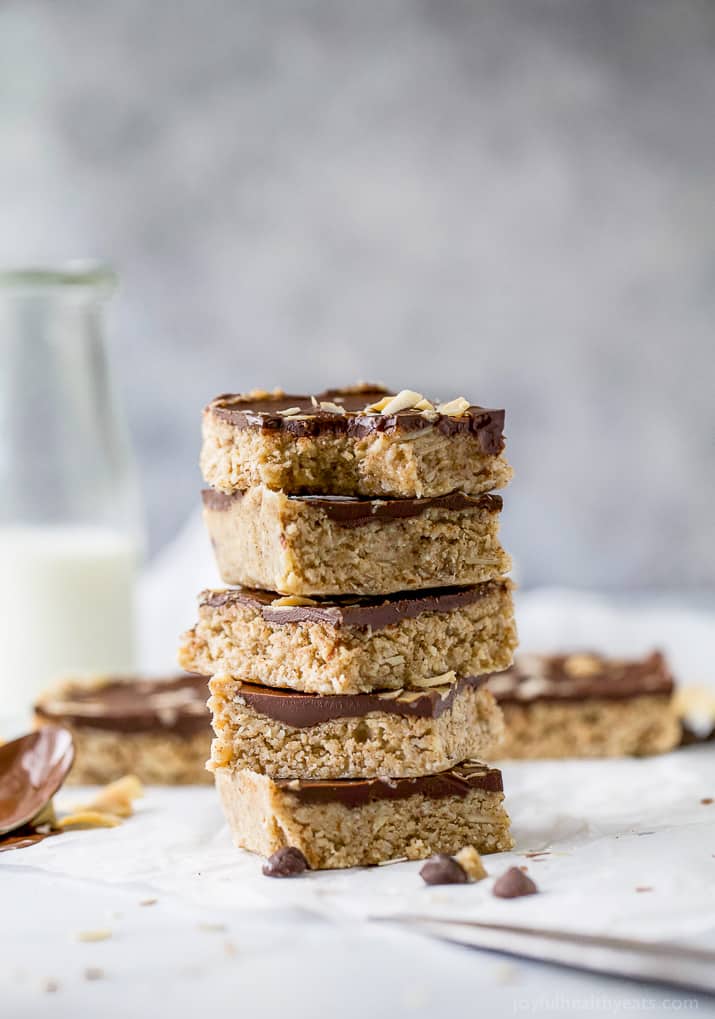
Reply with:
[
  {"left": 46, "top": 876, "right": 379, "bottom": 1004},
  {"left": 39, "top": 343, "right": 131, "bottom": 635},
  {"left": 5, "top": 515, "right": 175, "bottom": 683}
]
[
  {"left": 224, "top": 940, "right": 238, "bottom": 957},
  {"left": 139, "top": 898, "right": 157, "bottom": 907},
  {"left": 59, "top": 775, "right": 144, "bottom": 829},
  {"left": 494, "top": 962, "right": 520, "bottom": 984},
  {"left": 76, "top": 930, "right": 112, "bottom": 943},
  {"left": 635, "top": 886, "right": 654, "bottom": 893},
  {"left": 84, "top": 967, "right": 104, "bottom": 981},
  {"left": 701, "top": 798, "right": 713, "bottom": 805},
  {"left": 57, "top": 810, "right": 122, "bottom": 830},
  {"left": 454, "top": 846, "right": 488, "bottom": 882},
  {"left": 81, "top": 774, "right": 144, "bottom": 818},
  {"left": 198, "top": 923, "right": 226, "bottom": 933},
  {"left": 43, "top": 979, "right": 60, "bottom": 993}
]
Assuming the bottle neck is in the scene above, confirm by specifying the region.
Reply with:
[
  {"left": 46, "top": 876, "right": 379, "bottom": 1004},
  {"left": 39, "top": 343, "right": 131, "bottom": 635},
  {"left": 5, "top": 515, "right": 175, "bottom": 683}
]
[{"left": 0, "top": 268, "right": 143, "bottom": 547}]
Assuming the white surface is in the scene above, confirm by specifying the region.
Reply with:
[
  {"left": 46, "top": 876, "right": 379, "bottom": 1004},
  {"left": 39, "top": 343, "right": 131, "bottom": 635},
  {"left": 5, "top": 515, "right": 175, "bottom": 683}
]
[
  {"left": 4, "top": 751, "right": 715, "bottom": 935},
  {"left": 4, "top": 516, "right": 715, "bottom": 1017},
  {"left": 3, "top": 749, "right": 715, "bottom": 1018},
  {"left": 11, "top": 876, "right": 710, "bottom": 1019}
]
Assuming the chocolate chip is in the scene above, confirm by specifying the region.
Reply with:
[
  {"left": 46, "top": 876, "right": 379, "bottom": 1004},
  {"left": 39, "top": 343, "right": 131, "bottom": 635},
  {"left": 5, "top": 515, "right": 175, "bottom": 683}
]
[
  {"left": 262, "top": 846, "right": 308, "bottom": 878},
  {"left": 419, "top": 854, "right": 468, "bottom": 886},
  {"left": 493, "top": 866, "right": 538, "bottom": 898}
]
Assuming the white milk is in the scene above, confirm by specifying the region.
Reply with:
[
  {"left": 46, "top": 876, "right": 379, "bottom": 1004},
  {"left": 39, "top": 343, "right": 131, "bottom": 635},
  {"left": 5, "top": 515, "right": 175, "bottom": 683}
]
[{"left": 0, "top": 526, "right": 137, "bottom": 718}]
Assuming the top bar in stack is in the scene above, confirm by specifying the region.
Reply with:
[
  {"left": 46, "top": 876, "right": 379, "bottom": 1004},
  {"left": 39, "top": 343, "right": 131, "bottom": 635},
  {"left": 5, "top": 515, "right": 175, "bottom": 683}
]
[{"left": 200, "top": 384, "right": 512, "bottom": 498}]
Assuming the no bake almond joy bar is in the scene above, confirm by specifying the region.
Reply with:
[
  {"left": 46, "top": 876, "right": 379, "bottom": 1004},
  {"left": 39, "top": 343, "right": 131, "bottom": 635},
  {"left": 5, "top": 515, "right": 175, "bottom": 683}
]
[{"left": 181, "top": 385, "right": 517, "bottom": 869}]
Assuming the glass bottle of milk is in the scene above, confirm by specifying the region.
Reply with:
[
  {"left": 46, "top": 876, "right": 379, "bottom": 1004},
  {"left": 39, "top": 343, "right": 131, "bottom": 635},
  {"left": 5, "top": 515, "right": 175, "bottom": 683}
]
[{"left": 0, "top": 264, "right": 143, "bottom": 720}]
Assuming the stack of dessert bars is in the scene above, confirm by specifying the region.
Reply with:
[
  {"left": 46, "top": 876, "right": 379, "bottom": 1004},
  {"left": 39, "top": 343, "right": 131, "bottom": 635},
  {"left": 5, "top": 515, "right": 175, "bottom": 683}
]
[{"left": 179, "top": 384, "right": 518, "bottom": 869}]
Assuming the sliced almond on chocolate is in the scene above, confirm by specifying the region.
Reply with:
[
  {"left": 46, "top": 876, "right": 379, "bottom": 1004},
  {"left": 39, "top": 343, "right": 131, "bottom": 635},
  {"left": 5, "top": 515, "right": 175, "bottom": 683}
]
[
  {"left": 436, "top": 396, "right": 470, "bottom": 416},
  {"left": 271, "top": 595, "right": 319, "bottom": 607},
  {"left": 364, "top": 395, "right": 395, "bottom": 413},
  {"left": 379, "top": 390, "right": 425, "bottom": 414},
  {"left": 409, "top": 670, "right": 457, "bottom": 688}
]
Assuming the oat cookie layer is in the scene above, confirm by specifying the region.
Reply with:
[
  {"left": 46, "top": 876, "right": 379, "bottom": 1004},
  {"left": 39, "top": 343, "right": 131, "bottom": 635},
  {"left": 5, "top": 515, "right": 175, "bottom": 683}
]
[
  {"left": 179, "top": 580, "right": 517, "bottom": 695},
  {"left": 203, "top": 486, "right": 511, "bottom": 596},
  {"left": 209, "top": 675, "right": 504, "bottom": 779}
]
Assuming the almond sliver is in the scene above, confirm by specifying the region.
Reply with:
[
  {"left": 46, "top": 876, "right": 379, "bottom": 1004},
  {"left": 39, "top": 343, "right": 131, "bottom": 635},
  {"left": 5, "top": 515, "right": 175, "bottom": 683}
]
[{"left": 57, "top": 810, "right": 122, "bottom": 830}]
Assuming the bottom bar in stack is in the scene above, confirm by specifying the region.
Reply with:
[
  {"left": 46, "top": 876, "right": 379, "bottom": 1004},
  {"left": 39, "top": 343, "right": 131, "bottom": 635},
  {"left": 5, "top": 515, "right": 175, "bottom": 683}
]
[{"left": 214, "top": 762, "right": 513, "bottom": 870}]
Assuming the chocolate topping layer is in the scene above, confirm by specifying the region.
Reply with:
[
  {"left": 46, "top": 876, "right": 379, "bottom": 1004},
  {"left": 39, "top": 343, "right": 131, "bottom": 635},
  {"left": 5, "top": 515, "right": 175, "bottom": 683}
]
[
  {"left": 0, "top": 727, "right": 74, "bottom": 835},
  {"left": 34, "top": 674, "right": 210, "bottom": 736},
  {"left": 206, "top": 385, "right": 506, "bottom": 453},
  {"left": 200, "top": 581, "right": 506, "bottom": 630},
  {"left": 202, "top": 489, "right": 503, "bottom": 526},
  {"left": 488, "top": 651, "right": 674, "bottom": 704},
  {"left": 277, "top": 762, "right": 504, "bottom": 808},
  {"left": 233, "top": 675, "right": 486, "bottom": 728}
]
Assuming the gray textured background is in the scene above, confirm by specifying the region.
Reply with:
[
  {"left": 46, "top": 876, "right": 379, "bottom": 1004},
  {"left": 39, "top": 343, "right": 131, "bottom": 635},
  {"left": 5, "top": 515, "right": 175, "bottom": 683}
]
[{"left": 1, "top": 0, "right": 714, "bottom": 588}]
